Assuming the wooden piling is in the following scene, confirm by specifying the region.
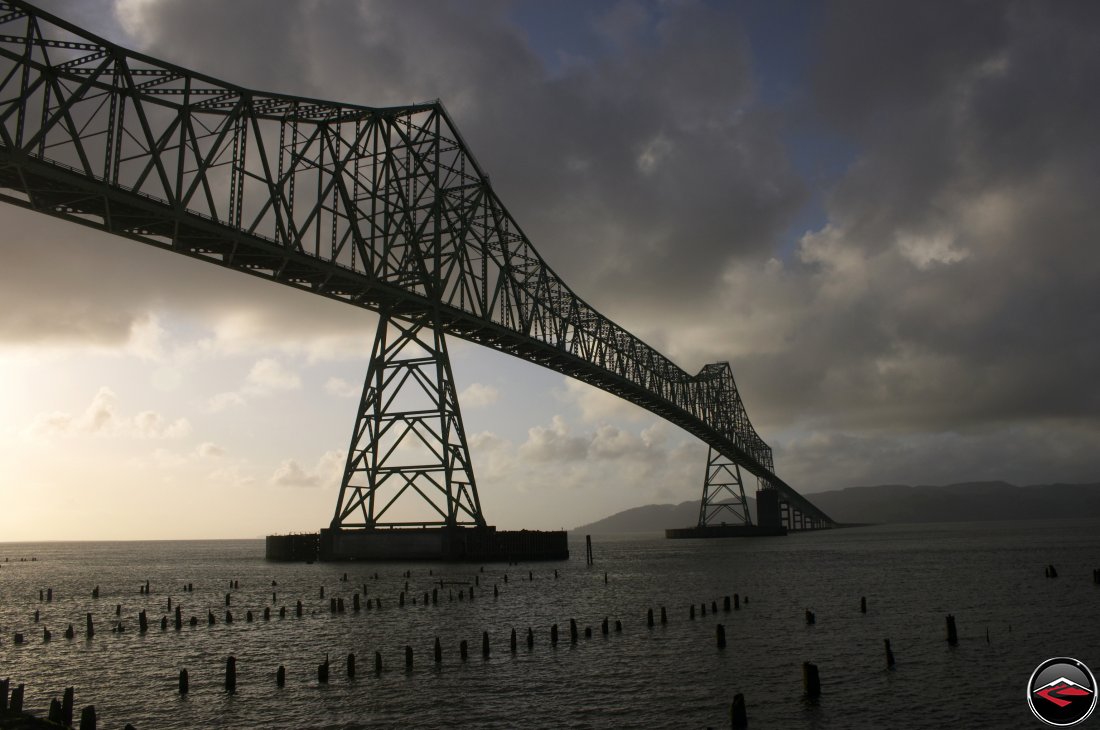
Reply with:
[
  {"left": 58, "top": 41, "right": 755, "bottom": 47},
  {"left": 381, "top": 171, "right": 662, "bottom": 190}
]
[
  {"left": 63, "top": 687, "right": 74, "bottom": 726},
  {"left": 43, "top": 627, "right": 51, "bottom": 641},
  {"left": 570, "top": 618, "right": 578, "bottom": 643},
  {"left": 246, "top": 610, "right": 253, "bottom": 623},
  {"left": 48, "top": 588, "right": 53, "bottom": 602},
  {"left": 434, "top": 637, "right": 442, "bottom": 663},
  {"left": 10, "top": 684, "right": 23, "bottom": 714},
  {"left": 885, "top": 639, "right": 895, "bottom": 668},
  {"left": 264, "top": 607, "right": 270, "bottom": 621},
  {"left": 802, "top": 662, "right": 820, "bottom": 697},
  {"left": 615, "top": 619, "right": 622, "bottom": 632},
  {"left": 494, "top": 584, "right": 499, "bottom": 598},
  {"left": 175, "top": 606, "right": 182, "bottom": 630},
  {"left": 731, "top": 693, "right": 748, "bottom": 728},
  {"left": 527, "top": 627, "right": 534, "bottom": 649},
  {"left": 276, "top": 665, "right": 285, "bottom": 687},
  {"left": 296, "top": 600, "right": 303, "bottom": 617},
  {"left": 225, "top": 610, "right": 233, "bottom": 624},
  {"left": 79, "top": 704, "right": 96, "bottom": 730},
  {"left": 690, "top": 604, "right": 695, "bottom": 620},
  {"left": 459, "top": 640, "right": 468, "bottom": 661},
  {"left": 374, "top": 651, "right": 382, "bottom": 673},
  {"left": 347, "top": 653, "right": 356, "bottom": 678},
  {"left": 586, "top": 534, "right": 593, "bottom": 565},
  {"left": 724, "top": 596, "right": 731, "bottom": 612},
  {"left": 92, "top": 586, "right": 99, "bottom": 599},
  {"left": 510, "top": 627, "right": 517, "bottom": 652},
  {"left": 65, "top": 623, "right": 75, "bottom": 639},
  {"left": 861, "top": 596, "right": 867, "bottom": 613},
  {"left": 139, "top": 609, "right": 148, "bottom": 632},
  {"left": 660, "top": 606, "right": 667, "bottom": 625},
  {"left": 225, "top": 592, "right": 231, "bottom": 606},
  {"left": 734, "top": 593, "right": 740, "bottom": 610},
  {"left": 805, "top": 609, "right": 815, "bottom": 625},
  {"left": 946, "top": 614, "right": 958, "bottom": 645},
  {"left": 711, "top": 600, "right": 717, "bottom": 614},
  {"left": 161, "top": 616, "right": 168, "bottom": 630},
  {"left": 225, "top": 656, "right": 237, "bottom": 693},
  {"left": 551, "top": 624, "right": 559, "bottom": 646},
  {"left": 647, "top": 608, "right": 654, "bottom": 628},
  {"left": 318, "top": 655, "right": 329, "bottom": 683},
  {"left": 584, "top": 626, "right": 592, "bottom": 639},
  {"left": 716, "top": 624, "right": 726, "bottom": 649},
  {"left": 0, "top": 678, "right": 8, "bottom": 712},
  {"left": 279, "top": 606, "right": 286, "bottom": 619},
  {"left": 482, "top": 631, "right": 490, "bottom": 657},
  {"left": 405, "top": 645, "right": 413, "bottom": 669},
  {"left": 602, "top": 617, "right": 609, "bottom": 635},
  {"left": 179, "top": 669, "right": 189, "bottom": 694},
  {"left": 86, "top": 612, "right": 94, "bottom": 638}
]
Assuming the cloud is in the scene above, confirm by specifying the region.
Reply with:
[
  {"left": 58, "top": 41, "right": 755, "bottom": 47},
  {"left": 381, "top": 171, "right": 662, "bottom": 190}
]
[
  {"left": 459, "top": 383, "right": 499, "bottom": 409},
  {"left": 519, "top": 416, "right": 590, "bottom": 463},
  {"left": 26, "top": 387, "right": 190, "bottom": 440},
  {"left": 132, "top": 410, "right": 192, "bottom": 439},
  {"left": 557, "top": 378, "right": 648, "bottom": 423},
  {"left": 245, "top": 358, "right": 301, "bottom": 394},
  {"left": 270, "top": 449, "right": 346, "bottom": 489},
  {"left": 518, "top": 415, "right": 675, "bottom": 465},
  {"left": 196, "top": 441, "right": 225, "bottom": 458},
  {"left": 324, "top": 377, "right": 360, "bottom": 399},
  {"left": 206, "top": 392, "right": 246, "bottom": 413}
]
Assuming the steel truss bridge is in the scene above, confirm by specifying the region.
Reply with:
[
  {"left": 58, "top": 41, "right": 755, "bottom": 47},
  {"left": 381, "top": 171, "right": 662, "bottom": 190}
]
[{"left": 0, "top": 2, "right": 834, "bottom": 533}]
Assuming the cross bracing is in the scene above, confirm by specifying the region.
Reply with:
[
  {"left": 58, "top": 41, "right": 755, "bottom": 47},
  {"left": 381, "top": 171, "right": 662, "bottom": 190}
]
[{"left": 0, "top": 1, "right": 834, "bottom": 527}]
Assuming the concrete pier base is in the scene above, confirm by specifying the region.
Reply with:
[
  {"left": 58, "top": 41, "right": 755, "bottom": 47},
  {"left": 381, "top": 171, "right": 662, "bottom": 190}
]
[
  {"left": 665, "top": 524, "right": 787, "bottom": 539},
  {"left": 267, "top": 526, "right": 568, "bottom": 562}
]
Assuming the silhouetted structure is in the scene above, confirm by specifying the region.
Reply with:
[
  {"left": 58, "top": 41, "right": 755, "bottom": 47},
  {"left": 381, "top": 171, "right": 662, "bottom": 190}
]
[{"left": 0, "top": 2, "right": 832, "bottom": 556}]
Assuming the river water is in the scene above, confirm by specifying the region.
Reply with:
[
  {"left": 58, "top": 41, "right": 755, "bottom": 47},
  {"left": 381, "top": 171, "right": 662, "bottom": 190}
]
[{"left": 1, "top": 520, "right": 1098, "bottom": 728}]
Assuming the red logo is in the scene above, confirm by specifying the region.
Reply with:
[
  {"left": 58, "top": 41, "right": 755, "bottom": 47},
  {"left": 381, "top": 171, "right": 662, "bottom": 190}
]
[{"left": 1034, "top": 678, "right": 1092, "bottom": 708}]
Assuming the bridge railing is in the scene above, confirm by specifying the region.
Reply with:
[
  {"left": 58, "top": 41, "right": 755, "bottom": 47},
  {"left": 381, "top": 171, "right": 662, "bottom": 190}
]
[{"left": 0, "top": 0, "right": 832, "bottom": 524}]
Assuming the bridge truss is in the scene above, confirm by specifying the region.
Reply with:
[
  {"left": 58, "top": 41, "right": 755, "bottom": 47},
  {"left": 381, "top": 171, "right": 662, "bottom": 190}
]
[{"left": 0, "top": 1, "right": 833, "bottom": 531}]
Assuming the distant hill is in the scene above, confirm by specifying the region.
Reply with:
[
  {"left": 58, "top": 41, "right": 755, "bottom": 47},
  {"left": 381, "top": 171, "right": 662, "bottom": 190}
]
[
  {"left": 809, "top": 481, "right": 1100, "bottom": 524},
  {"left": 574, "top": 482, "right": 1100, "bottom": 532},
  {"left": 575, "top": 497, "right": 755, "bottom": 534}
]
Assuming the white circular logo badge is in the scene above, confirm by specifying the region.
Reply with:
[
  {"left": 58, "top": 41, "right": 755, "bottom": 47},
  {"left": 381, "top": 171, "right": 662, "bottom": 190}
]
[{"left": 1027, "top": 657, "right": 1097, "bottom": 727}]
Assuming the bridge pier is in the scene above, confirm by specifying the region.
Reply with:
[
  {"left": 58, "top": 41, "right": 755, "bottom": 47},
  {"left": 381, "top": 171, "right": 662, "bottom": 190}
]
[{"left": 330, "top": 306, "right": 485, "bottom": 531}]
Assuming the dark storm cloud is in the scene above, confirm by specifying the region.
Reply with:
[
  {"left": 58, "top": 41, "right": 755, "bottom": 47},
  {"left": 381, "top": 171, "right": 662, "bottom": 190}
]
[{"left": 718, "top": 1, "right": 1100, "bottom": 446}]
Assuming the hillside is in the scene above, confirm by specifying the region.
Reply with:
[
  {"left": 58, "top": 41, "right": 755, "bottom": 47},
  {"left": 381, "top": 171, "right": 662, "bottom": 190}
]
[{"left": 574, "top": 482, "right": 1100, "bottom": 533}]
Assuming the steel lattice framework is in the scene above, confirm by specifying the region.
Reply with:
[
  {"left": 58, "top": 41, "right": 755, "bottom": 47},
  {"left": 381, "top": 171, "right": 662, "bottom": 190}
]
[{"left": 0, "top": 1, "right": 833, "bottom": 529}]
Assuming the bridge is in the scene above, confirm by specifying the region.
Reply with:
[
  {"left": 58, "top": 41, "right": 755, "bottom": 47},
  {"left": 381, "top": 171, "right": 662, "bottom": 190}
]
[{"left": 0, "top": 1, "right": 834, "bottom": 554}]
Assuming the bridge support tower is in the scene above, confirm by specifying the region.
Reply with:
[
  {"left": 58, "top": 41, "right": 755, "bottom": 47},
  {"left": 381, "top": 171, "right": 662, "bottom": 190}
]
[
  {"left": 317, "top": 306, "right": 567, "bottom": 561},
  {"left": 698, "top": 447, "right": 752, "bottom": 527}
]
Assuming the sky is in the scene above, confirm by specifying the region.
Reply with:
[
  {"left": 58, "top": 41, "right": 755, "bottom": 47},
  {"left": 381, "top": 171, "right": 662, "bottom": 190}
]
[{"left": 1, "top": 0, "right": 1098, "bottom": 540}]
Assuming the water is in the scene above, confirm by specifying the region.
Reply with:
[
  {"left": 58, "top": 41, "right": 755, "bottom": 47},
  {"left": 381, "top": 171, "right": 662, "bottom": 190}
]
[{"left": 1, "top": 521, "right": 1098, "bottom": 728}]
